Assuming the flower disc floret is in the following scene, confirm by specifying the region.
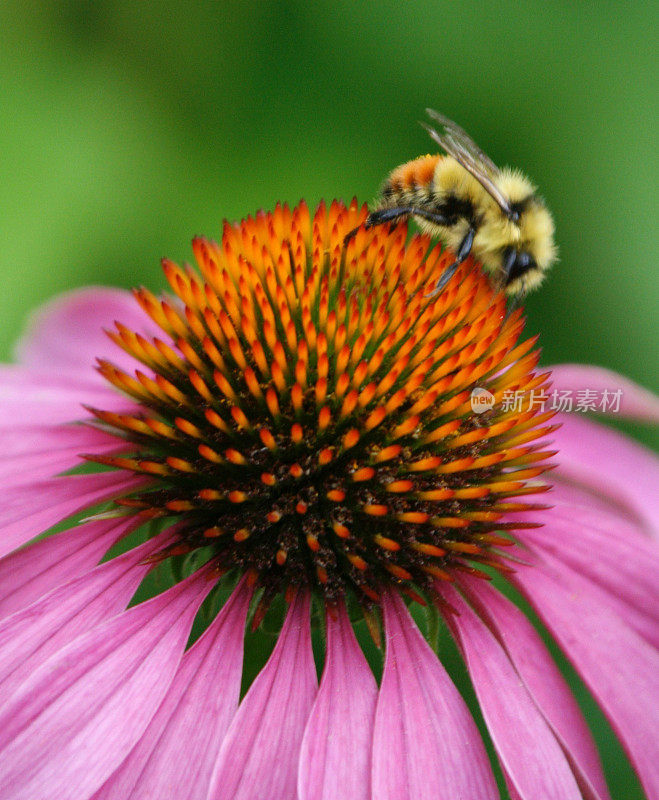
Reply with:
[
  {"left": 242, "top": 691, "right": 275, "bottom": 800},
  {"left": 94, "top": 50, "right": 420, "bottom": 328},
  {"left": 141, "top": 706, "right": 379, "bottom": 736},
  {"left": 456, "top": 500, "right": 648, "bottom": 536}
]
[{"left": 89, "top": 199, "right": 554, "bottom": 603}]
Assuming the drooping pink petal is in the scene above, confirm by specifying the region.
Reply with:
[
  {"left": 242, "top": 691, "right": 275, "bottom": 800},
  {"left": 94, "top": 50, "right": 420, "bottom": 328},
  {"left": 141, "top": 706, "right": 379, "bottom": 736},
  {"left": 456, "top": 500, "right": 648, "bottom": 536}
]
[
  {"left": 0, "top": 529, "right": 172, "bottom": 698},
  {"left": 503, "top": 769, "right": 527, "bottom": 800},
  {"left": 548, "top": 363, "right": 659, "bottom": 422},
  {"left": 0, "top": 470, "right": 147, "bottom": 559},
  {"left": 458, "top": 573, "right": 611, "bottom": 800},
  {"left": 14, "top": 287, "right": 163, "bottom": 380},
  {"left": 92, "top": 578, "right": 251, "bottom": 800},
  {"left": 0, "top": 423, "right": 121, "bottom": 488},
  {"left": 512, "top": 560, "right": 659, "bottom": 799},
  {"left": 0, "top": 366, "right": 134, "bottom": 425},
  {"left": 0, "top": 565, "right": 215, "bottom": 800},
  {"left": 298, "top": 601, "right": 377, "bottom": 800},
  {"left": 437, "top": 583, "right": 583, "bottom": 800},
  {"left": 208, "top": 590, "right": 317, "bottom": 800},
  {"left": 371, "top": 591, "right": 498, "bottom": 800},
  {"left": 0, "top": 514, "right": 139, "bottom": 620},
  {"left": 552, "top": 413, "right": 659, "bottom": 537},
  {"left": 1, "top": 421, "right": 119, "bottom": 458},
  {"left": 516, "top": 497, "right": 659, "bottom": 648}
]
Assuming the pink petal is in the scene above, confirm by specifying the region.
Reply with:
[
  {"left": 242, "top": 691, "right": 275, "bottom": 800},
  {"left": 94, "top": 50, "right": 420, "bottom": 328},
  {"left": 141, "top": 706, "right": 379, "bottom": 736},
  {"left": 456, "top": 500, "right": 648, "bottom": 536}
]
[
  {"left": 14, "top": 287, "right": 162, "bottom": 381},
  {"left": 542, "top": 548, "right": 658, "bottom": 651},
  {"left": 298, "top": 601, "right": 377, "bottom": 800},
  {"left": 512, "top": 560, "right": 659, "bottom": 799},
  {"left": 437, "top": 583, "right": 583, "bottom": 800},
  {"left": 0, "top": 515, "right": 139, "bottom": 620},
  {"left": 208, "top": 590, "right": 317, "bottom": 800},
  {"left": 0, "top": 565, "right": 215, "bottom": 800},
  {"left": 458, "top": 574, "right": 611, "bottom": 800},
  {"left": 503, "top": 770, "right": 526, "bottom": 800},
  {"left": 548, "top": 363, "right": 659, "bottom": 422},
  {"left": 552, "top": 413, "right": 659, "bottom": 537},
  {"left": 0, "top": 470, "right": 147, "bottom": 559},
  {"left": 372, "top": 591, "right": 498, "bottom": 800},
  {"left": 1, "top": 421, "right": 118, "bottom": 458},
  {"left": 0, "top": 424, "right": 121, "bottom": 488},
  {"left": 92, "top": 578, "right": 251, "bottom": 800},
  {"left": 516, "top": 497, "right": 659, "bottom": 648},
  {"left": 0, "top": 366, "right": 132, "bottom": 425},
  {"left": 0, "top": 529, "right": 171, "bottom": 698}
]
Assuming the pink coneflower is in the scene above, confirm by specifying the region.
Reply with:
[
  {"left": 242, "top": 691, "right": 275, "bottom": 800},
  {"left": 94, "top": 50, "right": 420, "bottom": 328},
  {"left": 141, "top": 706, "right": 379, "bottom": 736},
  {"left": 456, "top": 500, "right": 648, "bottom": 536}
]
[{"left": 0, "top": 200, "right": 657, "bottom": 800}]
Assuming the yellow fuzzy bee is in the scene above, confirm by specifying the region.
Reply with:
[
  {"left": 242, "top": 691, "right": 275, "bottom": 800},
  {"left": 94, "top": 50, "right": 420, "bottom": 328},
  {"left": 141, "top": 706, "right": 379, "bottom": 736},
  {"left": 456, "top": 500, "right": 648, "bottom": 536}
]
[{"left": 347, "top": 109, "right": 557, "bottom": 298}]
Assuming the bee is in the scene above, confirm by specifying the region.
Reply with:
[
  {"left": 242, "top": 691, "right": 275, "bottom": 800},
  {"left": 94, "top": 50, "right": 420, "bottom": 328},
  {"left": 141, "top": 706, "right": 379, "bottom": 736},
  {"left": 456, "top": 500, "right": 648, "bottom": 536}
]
[{"left": 346, "top": 109, "right": 557, "bottom": 298}]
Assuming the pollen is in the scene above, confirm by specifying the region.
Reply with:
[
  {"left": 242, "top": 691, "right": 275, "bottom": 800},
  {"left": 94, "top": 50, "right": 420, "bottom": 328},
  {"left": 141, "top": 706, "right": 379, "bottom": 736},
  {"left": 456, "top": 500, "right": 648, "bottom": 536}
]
[{"left": 89, "top": 199, "right": 554, "bottom": 603}]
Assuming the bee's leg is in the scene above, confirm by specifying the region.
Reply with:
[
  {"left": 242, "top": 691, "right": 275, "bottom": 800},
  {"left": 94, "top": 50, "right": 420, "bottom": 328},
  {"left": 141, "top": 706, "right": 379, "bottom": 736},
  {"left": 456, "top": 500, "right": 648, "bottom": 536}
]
[
  {"left": 344, "top": 207, "right": 450, "bottom": 245},
  {"left": 343, "top": 226, "right": 360, "bottom": 244},
  {"left": 425, "top": 226, "right": 476, "bottom": 297},
  {"left": 504, "top": 292, "right": 524, "bottom": 320},
  {"left": 425, "top": 260, "right": 461, "bottom": 298},
  {"left": 344, "top": 208, "right": 409, "bottom": 245},
  {"left": 366, "top": 207, "right": 413, "bottom": 227}
]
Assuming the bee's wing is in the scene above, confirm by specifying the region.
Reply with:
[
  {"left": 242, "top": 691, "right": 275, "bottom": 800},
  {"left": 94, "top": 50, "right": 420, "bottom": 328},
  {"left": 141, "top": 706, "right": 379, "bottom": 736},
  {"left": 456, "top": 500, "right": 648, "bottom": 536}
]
[{"left": 423, "top": 109, "right": 513, "bottom": 216}]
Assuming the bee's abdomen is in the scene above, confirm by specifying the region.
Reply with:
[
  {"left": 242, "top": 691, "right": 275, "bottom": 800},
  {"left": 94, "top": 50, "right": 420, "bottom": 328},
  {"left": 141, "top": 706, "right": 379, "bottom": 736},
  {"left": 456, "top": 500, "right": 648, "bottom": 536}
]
[{"left": 381, "top": 154, "right": 441, "bottom": 204}]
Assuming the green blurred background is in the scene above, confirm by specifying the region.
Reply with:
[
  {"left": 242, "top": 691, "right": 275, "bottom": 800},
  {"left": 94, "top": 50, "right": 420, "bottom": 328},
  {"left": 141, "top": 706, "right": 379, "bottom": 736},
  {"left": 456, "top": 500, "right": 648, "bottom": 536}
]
[{"left": 0, "top": 2, "right": 655, "bottom": 797}]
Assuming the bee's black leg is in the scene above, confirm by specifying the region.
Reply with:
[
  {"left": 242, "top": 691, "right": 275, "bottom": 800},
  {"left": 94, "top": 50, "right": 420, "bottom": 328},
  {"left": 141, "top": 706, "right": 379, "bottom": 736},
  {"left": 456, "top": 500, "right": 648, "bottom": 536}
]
[
  {"left": 343, "top": 206, "right": 450, "bottom": 245},
  {"left": 344, "top": 208, "right": 410, "bottom": 245},
  {"left": 425, "top": 226, "right": 476, "bottom": 297},
  {"left": 425, "top": 260, "right": 461, "bottom": 297},
  {"left": 367, "top": 207, "right": 414, "bottom": 226},
  {"left": 504, "top": 292, "right": 524, "bottom": 320},
  {"left": 343, "top": 226, "right": 361, "bottom": 244},
  {"left": 455, "top": 226, "right": 476, "bottom": 262}
]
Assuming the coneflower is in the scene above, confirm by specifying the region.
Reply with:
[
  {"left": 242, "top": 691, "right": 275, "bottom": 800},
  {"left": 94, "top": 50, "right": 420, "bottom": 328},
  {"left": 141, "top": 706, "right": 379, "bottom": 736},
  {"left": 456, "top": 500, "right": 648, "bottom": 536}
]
[{"left": 0, "top": 200, "right": 656, "bottom": 800}]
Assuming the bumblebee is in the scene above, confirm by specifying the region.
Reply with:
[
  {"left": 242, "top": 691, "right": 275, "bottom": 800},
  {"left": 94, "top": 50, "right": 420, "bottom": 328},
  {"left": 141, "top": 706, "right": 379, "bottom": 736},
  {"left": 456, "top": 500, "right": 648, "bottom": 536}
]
[{"left": 346, "top": 110, "right": 557, "bottom": 298}]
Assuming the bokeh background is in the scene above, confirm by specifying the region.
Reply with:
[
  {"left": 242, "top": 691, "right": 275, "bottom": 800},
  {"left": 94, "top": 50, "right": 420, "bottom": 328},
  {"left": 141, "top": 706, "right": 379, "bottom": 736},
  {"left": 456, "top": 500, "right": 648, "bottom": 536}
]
[{"left": 1, "top": 2, "right": 656, "bottom": 797}]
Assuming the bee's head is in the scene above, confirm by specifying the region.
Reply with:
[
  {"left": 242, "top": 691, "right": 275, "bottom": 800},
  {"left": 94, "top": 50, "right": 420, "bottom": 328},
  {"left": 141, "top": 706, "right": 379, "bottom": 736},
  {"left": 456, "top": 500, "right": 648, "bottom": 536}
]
[
  {"left": 499, "top": 198, "right": 557, "bottom": 296},
  {"left": 471, "top": 168, "right": 557, "bottom": 296},
  {"left": 490, "top": 173, "right": 557, "bottom": 295}
]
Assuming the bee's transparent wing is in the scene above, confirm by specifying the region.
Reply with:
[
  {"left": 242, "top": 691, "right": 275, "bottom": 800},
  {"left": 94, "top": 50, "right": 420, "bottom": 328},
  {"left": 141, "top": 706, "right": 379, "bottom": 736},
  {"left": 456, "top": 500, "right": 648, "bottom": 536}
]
[{"left": 422, "top": 109, "right": 513, "bottom": 216}]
